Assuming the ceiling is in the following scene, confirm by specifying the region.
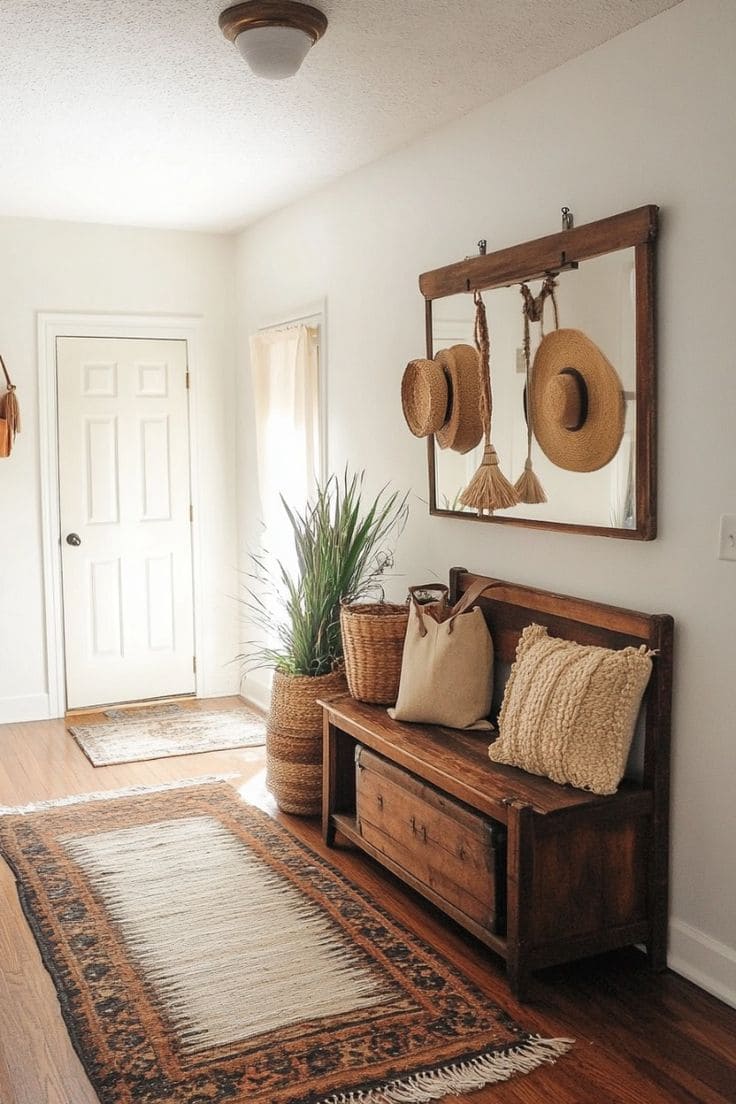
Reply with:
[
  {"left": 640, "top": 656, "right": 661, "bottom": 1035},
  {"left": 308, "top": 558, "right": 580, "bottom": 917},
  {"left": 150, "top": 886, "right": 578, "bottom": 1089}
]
[{"left": 0, "top": 1, "right": 679, "bottom": 233}]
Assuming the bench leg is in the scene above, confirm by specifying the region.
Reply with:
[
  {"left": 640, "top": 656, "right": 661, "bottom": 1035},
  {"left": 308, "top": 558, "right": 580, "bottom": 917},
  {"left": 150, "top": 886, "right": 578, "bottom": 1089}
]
[
  {"left": 322, "top": 716, "right": 357, "bottom": 849},
  {"left": 507, "top": 954, "right": 532, "bottom": 1003},
  {"left": 504, "top": 800, "right": 534, "bottom": 1002},
  {"left": 646, "top": 931, "right": 668, "bottom": 972}
]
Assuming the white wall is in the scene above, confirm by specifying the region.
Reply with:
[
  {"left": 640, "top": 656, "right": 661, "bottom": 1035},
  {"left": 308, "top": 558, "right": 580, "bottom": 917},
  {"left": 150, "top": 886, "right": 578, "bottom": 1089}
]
[
  {"left": 0, "top": 217, "right": 240, "bottom": 721},
  {"left": 235, "top": 0, "right": 736, "bottom": 1005}
]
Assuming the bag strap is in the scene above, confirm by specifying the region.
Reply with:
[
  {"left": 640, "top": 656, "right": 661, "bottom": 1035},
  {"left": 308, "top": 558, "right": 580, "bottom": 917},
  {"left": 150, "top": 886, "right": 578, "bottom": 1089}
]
[
  {"left": 0, "top": 355, "right": 12, "bottom": 392},
  {"left": 411, "top": 579, "right": 504, "bottom": 637},
  {"left": 408, "top": 583, "right": 449, "bottom": 600},
  {"left": 446, "top": 578, "right": 505, "bottom": 630},
  {"left": 408, "top": 583, "right": 449, "bottom": 638}
]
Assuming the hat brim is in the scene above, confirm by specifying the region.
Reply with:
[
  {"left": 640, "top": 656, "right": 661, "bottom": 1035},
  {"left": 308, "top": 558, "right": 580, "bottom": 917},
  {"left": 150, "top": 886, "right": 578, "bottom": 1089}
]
[
  {"left": 401, "top": 358, "right": 449, "bottom": 437},
  {"left": 530, "top": 329, "right": 625, "bottom": 473},
  {"left": 434, "top": 344, "right": 484, "bottom": 454}
]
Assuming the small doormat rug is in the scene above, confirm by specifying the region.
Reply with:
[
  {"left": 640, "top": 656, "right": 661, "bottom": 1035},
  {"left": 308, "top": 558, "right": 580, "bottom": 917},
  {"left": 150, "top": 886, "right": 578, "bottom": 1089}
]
[
  {"left": 69, "top": 705, "right": 265, "bottom": 766},
  {"left": 0, "top": 782, "right": 570, "bottom": 1104},
  {"left": 104, "top": 702, "right": 182, "bottom": 721}
]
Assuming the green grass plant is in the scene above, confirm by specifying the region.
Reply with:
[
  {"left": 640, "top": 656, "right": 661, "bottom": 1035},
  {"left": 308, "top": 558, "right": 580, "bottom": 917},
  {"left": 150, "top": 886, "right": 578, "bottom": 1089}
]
[{"left": 240, "top": 470, "right": 408, "bottom": 677}]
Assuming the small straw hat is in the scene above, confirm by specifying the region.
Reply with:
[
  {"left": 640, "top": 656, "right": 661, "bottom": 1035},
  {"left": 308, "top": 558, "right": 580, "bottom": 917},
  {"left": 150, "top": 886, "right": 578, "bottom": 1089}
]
[
  {"left": 530, "top": 328, "right": 625, "bottom": 473},
  {"left": 401, "top": 358, "right": 449, "bottom": 437},
  {"left": 434, "top": 344, "right": 484, "bottom": 454}
]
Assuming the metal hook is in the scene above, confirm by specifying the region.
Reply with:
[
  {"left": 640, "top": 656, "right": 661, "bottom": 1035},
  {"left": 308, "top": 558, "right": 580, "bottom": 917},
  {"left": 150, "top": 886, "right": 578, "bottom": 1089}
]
[
  {"left": 464, "top": 240, "right": 487, "bottom": 264},
  {"left": 561, "top": 206, "right": 574, "bottom": 231}
]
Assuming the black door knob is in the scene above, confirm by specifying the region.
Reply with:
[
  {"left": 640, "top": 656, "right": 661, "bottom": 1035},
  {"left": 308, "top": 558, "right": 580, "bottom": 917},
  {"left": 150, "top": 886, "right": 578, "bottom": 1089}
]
[{"left": 66, "top": 533, "right": 82, "bottom": 546}]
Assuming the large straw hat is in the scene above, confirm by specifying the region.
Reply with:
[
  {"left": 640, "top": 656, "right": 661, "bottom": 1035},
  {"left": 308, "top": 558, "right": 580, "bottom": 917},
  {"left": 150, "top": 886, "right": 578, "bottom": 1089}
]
[
  {"left": 434, "top": 344, "right": 484, "bottom": 454},
  {"left": 401, "top": 358, "right": 449, "bottom": 437},
  {"left": 530, "top": 328, "right": 625, "bottom": 473}
]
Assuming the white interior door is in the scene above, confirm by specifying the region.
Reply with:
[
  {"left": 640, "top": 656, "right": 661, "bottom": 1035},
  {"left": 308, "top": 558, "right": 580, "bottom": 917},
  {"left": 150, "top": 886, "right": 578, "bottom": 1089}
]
[{"left": 57, "top": 337, "right": 195, "bottom": 709}]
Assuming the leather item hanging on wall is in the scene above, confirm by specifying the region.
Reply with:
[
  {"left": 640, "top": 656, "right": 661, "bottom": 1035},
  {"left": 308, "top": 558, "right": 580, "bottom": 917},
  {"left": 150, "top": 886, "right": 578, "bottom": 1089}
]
[{"left": 0, "top": 355, "right": 21, "bottom": 458}]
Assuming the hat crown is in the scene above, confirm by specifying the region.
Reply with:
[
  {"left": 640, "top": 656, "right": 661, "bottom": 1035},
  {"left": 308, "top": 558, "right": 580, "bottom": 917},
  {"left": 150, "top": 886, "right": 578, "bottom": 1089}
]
[{"left": 547, "top": 369, "right": 585, "bottom": 431}]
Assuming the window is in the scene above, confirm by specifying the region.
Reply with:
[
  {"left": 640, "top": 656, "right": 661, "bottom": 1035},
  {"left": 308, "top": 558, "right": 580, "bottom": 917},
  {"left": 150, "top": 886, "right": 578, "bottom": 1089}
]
[{"left": 249, "top": 321, "right": 322, "bottom": 574}]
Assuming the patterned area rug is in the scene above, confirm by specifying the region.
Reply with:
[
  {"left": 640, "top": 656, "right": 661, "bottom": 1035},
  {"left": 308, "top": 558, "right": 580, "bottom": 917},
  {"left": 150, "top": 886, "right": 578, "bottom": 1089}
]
[
  {"left": 0, "top": 782, "right": 570, "bottom": 1104},
  {"left": 69, "top": 705, "right": 265, "bottom": 766}
]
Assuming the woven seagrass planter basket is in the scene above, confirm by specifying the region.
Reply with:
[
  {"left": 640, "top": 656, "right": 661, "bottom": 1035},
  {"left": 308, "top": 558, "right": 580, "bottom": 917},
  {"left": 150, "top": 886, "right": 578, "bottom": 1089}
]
[
  {"left": 340, "top": 602, "right": 409, "bottom": 705},
  {"left": 266, "top": 669, "right": 347, "bottom": 816}
]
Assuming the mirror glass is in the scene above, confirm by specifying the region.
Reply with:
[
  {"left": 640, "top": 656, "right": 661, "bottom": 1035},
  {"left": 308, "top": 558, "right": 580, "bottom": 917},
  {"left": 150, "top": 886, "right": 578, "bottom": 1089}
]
[{"left": 431, "top": 248, "right": 637, "bottom": 529}]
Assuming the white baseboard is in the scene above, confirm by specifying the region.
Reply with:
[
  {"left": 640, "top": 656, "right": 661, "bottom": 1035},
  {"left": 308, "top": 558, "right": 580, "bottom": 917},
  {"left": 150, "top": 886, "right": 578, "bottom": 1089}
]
[
  {"left": 669, "top": 918, "right": 736, "bottom": 1009},
  {"left": 0, "top": 694, "right": 52, "bottom": 725},
  {"left": 242, "top": 673, "right": 271, "bottom": 715},
  {"left": 196, "top": 685, "right": 240, "bottom": 700}
]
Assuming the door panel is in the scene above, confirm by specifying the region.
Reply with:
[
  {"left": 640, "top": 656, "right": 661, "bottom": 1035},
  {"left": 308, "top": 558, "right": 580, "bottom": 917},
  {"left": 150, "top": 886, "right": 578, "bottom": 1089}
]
[
  {"left": 58, "top": 337, "right": 195, "bottom": 709},
  {"left": 85, "top": 417, "right": 120, "bottom": 524},
  {"left": 141, "top": 417, "right": 172, "bottom": 520}
]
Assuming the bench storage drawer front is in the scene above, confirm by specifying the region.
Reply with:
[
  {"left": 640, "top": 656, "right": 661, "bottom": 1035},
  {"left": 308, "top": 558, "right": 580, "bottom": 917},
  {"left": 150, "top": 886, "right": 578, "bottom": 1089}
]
[{"left": 355, "top": 746, "right": 506, "bottom": 933}]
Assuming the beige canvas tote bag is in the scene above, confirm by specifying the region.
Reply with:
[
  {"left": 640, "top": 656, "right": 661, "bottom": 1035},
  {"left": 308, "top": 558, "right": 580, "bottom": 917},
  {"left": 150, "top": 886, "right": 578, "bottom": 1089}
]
[{"left": 389, "top": 580, "right": 497, "bottom": 730}]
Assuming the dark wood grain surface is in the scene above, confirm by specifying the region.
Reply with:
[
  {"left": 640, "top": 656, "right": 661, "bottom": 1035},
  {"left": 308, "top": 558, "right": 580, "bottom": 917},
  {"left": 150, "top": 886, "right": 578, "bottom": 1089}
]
[
  {"left": 419, "top": 206, "right": 657, "bottom": 299},
  {"left": 322, "top": 572, "right": 674, "bottom": 1001},
  {"left": 323, "top": 695, "right": 648, "bottom": 819}
]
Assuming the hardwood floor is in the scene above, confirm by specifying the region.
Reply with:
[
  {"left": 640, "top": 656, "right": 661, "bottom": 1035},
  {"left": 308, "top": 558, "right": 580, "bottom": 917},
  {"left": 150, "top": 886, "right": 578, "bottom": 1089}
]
[{"left": 1, "top": 699, "right": 734, "bottom": 1104}]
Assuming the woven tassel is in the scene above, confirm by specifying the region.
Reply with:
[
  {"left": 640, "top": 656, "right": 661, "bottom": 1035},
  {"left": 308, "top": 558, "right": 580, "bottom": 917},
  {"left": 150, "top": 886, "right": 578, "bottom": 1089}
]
[
  {"left": 459, "top": 442, "right": 520, "bottom": 515},
  {"left": 0, "top": 355, "right": 20, "bottom": 445},
  {"left": 515, "top": 282, "right": 554, "bottom": 504},
  {"left": 458, "top": 292, "right": 519, "bottom": 516},
  {"left": 514, "top": 458, "right": 547, "bottom": 504},
  {"left": 2, "top": 386, "right": 21, "bottom": 440}
]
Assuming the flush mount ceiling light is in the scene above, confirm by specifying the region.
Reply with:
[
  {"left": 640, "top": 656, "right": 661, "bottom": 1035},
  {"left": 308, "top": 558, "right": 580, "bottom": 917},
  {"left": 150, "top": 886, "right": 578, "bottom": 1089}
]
[{"left": 219, "top": 1, "right": 328, "bottom": 80}]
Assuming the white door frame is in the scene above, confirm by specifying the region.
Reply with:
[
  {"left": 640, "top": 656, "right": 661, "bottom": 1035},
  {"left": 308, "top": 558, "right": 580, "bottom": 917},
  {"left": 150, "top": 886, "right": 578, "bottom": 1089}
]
[{"left": 38, "top": 312, "right": 205, "bottom": 718}]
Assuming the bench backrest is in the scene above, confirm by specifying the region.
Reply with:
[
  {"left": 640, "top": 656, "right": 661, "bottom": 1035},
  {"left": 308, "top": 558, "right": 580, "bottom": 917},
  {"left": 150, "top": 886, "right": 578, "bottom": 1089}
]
[{"left": 449, "top": 568, "right": 674, "bottom": 796}]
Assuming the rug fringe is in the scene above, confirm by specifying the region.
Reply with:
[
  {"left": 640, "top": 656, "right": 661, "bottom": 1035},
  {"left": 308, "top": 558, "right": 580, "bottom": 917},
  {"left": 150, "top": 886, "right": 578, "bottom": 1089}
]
[
  {"left": 0, "top": 774, "right": 239, "bottom": 816},
  {"left": 317, "top": 1036, "right": 574, "bottom": 1103}
]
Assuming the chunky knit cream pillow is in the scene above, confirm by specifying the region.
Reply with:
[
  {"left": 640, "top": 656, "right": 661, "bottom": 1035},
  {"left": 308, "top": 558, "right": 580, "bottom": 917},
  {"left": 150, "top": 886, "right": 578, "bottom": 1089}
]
[{"left": 488, "top": 624, "right": 653, "bottom": 795}]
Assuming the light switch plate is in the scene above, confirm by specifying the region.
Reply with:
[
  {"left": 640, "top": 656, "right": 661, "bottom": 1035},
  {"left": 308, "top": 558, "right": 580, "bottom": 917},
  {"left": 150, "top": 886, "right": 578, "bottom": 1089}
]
[{"left": 718, "top": 514, "right": 736, "bottom": 561}]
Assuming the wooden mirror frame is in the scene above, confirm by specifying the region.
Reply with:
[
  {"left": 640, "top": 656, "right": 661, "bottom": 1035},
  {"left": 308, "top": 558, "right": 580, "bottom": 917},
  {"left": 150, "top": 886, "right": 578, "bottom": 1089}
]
[{"left": 419, "top": 205, "right": 658, "bottom": 540}]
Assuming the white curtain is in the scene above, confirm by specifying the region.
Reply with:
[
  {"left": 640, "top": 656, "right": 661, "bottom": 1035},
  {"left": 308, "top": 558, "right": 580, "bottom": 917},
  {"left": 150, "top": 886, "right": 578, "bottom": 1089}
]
[{"left": 249, "top": 324, "right": 321, "bottom": 575}]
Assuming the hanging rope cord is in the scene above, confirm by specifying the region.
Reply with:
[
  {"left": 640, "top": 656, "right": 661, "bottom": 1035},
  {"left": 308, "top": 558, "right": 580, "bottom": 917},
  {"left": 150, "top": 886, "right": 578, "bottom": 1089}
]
[
  {"left": 458, "top": 288, "right": 520, "bottom": 514},
  {"left": 519, "top": 276, "right": 558, "bottom": 466},
  {"left": 473, "top": 289, "right": 492, "bottom": 444},
  {"left": 0, "top": 355, "right": 14, "bottom": 394}
]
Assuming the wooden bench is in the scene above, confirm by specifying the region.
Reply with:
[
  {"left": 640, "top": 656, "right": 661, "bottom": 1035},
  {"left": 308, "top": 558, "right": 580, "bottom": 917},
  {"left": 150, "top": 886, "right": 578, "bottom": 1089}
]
[{"left": 321, "top": 568, "right": 673, "bottom": 1000}]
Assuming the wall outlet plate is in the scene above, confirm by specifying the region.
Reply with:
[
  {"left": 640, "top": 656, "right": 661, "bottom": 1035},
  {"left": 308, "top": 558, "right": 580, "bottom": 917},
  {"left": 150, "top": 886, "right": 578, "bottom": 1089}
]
[{"left": 718, "top": 514, "right": 736, "bottom": 561}]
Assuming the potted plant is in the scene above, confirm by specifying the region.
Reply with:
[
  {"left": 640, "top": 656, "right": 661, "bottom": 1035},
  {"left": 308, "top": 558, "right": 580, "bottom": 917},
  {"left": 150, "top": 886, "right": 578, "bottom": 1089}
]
[{"left": 240, "top": 470, "right": 407, "bottom": 815}]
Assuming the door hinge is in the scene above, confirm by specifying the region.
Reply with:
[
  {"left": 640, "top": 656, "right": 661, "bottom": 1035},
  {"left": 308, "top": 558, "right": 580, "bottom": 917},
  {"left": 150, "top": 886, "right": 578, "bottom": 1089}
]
[
  {"left": 189, "top": 504, "right": 194, "bottom": 523},
  {"left": 185, "top": 370, "right": 190, "bottom": 390},
  {"left": 193, "top": 656, "right": 197, "bottom": 674}
]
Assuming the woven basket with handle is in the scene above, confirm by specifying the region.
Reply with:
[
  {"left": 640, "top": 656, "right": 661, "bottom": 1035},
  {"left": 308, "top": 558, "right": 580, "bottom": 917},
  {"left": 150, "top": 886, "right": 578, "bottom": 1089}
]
[
  {"left": 340, "top": 602, "right": 409, "bottom": 705},
  {"left": 266, "top": 668, "right": 347, "bottom": 816}
]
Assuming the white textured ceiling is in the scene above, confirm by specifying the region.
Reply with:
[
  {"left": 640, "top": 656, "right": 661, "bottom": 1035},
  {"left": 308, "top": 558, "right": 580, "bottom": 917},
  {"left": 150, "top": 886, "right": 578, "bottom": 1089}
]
[{"left": 0, "top": 0, "right": 679, "bottom": 232}]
